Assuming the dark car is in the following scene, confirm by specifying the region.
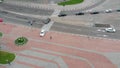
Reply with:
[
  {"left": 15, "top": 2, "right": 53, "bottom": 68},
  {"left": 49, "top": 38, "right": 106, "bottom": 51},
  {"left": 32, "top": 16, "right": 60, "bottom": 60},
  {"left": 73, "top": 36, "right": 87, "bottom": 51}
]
[
  {"left": 43, "top": 18, "right": 51, "bottom": 24},
  {"left": 116, "top": 9, "right": 120, "bottom": 12},
  {"left": 58, "top": 14, "right": 67, "bottom": 17},
  {"left": 90, "top": 12, "right": 99, "bottom": 14},
  {"left": 75, "top": 12, "right": 84, "bottom": 15}
]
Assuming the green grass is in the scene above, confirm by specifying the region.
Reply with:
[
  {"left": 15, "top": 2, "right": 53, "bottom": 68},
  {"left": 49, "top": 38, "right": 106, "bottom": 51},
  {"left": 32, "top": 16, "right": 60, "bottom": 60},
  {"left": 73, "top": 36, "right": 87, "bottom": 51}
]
[
  {"left": 0, "top": 32, "right": 3, "bottom": 38},
  {"left": 15, "top": 37, "right": 28, "bottom": 46},
  {"left": 0, "top": 50, "right": 15, "bottom": 64},
  {"left": 58, "top": 0, "right": 84, "bottom": 6}
]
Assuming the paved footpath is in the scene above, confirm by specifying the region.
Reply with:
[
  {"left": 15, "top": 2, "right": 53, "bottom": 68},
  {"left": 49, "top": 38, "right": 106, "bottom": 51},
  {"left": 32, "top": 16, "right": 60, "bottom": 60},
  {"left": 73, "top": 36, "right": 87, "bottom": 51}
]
[{"left": 0, "top": 23, "right": 119, "bottom": 68}]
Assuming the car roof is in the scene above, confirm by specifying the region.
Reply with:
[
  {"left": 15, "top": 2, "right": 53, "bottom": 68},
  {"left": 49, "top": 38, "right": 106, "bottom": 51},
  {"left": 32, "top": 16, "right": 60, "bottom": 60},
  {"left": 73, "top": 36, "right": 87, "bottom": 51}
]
[{"left": 41, "top": 29, "right": 45, "bottom": 32}]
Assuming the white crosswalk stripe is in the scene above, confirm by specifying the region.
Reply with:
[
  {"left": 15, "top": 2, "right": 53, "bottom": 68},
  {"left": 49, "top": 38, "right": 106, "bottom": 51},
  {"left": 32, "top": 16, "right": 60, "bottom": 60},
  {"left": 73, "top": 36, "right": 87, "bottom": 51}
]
[
  {"left": 51, "top": 9, "right": 61, "bottom": 17},
  {"left": 40, "top": 9, "right": 61, "bottom": 36}
]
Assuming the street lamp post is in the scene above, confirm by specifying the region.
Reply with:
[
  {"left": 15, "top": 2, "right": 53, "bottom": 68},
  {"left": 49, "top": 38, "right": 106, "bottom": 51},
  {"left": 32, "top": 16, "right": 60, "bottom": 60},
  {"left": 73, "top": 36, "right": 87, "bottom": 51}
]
[{"left": 6, "top": 59, "right": 11, "bottom": 65}]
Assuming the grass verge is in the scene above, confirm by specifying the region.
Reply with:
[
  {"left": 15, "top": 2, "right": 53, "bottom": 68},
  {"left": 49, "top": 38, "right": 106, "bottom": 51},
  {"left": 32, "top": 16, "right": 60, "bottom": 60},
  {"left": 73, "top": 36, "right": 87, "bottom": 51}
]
[
  {"left": 58, "top": 0, "right": 84, "bottom": 6},
  {"left": 0, "top": 50, "right": 15, "bottom": 64}
]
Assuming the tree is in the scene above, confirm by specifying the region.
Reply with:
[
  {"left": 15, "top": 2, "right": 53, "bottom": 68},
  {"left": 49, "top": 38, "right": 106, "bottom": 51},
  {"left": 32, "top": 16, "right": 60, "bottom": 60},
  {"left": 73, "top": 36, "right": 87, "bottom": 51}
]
[{"left": 0, "top": 0, "right": 4, "bottom": 3}]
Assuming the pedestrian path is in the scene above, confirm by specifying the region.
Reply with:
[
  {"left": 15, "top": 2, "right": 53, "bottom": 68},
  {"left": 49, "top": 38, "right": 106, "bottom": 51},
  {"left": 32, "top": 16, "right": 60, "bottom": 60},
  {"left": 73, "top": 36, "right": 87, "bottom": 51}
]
[
  {"left": 51, "top": 9, "right": 61, "bottom": 17},
  {"left": 6, "top": 63, "right": 33, "bottom": 68},
  {"left": 41, "top": 21, "right": 54, "bottom": 31},
  {"left": 17, "top": 56, "right": 58, "bottom": 68},
  {"left": 0, "top": 23, "right": 118, "bottom": 68},
  {"left": 41, "top": 9, "right": 61, "bottom": 31},
  {"left": 40, "top": 9, "right": 61, "bottom": 36}
]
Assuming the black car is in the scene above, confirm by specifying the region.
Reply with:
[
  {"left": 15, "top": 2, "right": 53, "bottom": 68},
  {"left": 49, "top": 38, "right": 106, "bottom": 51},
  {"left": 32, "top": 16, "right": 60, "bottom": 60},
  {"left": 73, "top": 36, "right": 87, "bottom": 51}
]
[
  {"left": 75, "top": 12, "right": 84, "bottom": 15},
  {"left": 90, "top": 12, "right": 99, "bottom": 14},
  {"left": 116, "top": 9, "right": 120, "bottom": 12},
  {"left": 43, "top": 18, "right": 51, "bottom": 24},
  {"left": 58, "top": 14, "right": 67, "bottom": 17}
]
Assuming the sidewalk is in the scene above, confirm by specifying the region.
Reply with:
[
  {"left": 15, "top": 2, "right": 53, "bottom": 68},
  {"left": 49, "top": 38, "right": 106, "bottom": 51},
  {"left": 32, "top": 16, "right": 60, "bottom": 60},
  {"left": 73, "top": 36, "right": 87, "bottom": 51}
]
[
  {"left": 0, "top": 23, "right": 118, "bottom": 68},
  {"left": 0, "top": 23, "right": 120, "bottom": 52}
]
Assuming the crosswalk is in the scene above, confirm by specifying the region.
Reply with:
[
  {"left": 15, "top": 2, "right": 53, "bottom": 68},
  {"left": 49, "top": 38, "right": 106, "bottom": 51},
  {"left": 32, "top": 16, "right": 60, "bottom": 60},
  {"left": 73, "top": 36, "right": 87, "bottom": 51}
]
[
  {"left": 40, "top": 9, "right": 61, "bottom": 36},
  {"left": 51, "top": 9, "right": 61, "bottom": 17},
  {"left": 41, "top": 21, "right": 54, "bottom": 32}
]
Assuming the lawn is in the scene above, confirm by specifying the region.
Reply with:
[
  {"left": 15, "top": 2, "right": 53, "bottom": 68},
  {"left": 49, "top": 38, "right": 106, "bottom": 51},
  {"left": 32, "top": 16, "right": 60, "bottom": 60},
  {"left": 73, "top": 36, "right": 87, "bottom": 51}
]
[
  {"left": 0, "top": 32, "right": 2, "bottom": 38},
  {"left": 0, "top": 50, "right": 15, "bottom": 64},
  {"left": 58, "top": 0, "right": 84, "bottom": 6}
]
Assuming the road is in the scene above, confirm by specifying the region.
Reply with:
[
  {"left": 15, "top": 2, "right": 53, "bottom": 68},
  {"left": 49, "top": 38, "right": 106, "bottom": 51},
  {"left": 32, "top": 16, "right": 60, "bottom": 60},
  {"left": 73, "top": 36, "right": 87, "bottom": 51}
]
[
  {"left": 1, "top": 9, "right": 120, "bottom": 40},
  {"left": 0, "top": 3, "right": 54, "bottom": 16},
  {"left": 51, "top": 22, "right": 120, "bottom": 40},
  {"left": 1, "top": 8, "right": 120, "bottom": 40},
  {"left": 0, "top": 0, "right": 120, "bottom": 40}
]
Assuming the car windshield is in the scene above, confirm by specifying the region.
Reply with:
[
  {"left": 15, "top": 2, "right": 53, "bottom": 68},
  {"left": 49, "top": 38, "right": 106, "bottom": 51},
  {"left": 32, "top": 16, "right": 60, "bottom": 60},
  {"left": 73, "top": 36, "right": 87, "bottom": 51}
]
[
  {"left": 41, "top": 32, "right": 44, "bottom": 33},
  {"left": 109, "top": 29, "right": 113, "bottom": 31}
]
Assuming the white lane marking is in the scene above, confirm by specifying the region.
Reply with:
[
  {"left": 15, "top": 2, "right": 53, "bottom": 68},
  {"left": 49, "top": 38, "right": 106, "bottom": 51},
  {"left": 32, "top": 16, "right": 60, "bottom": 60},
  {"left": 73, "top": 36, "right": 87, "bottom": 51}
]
[
  {"left": 41, "top": 21, "right": 54, "bottom": 31},
  {"left": 51, "top": 9, "right": 61, "bottom": 17}
]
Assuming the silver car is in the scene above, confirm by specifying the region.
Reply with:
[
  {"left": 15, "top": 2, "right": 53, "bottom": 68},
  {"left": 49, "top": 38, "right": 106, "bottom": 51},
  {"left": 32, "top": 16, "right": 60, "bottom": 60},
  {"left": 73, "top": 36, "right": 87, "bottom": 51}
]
[
  {"left": 105, "top": 28, "right": 116, "bottom": 33},
  {"left": 105, "top": 9, "right": 112, "bottom": 13}
]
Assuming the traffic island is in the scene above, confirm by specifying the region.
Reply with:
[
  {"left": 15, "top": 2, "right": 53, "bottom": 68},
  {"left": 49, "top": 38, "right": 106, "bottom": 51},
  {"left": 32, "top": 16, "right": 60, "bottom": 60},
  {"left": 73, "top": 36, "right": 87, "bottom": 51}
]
[
  {"left": 15, "top": 37, "right": 28, "bottom": 46},
  {"left": 0, "top": 50, "right": 15, "bottom": 64}
]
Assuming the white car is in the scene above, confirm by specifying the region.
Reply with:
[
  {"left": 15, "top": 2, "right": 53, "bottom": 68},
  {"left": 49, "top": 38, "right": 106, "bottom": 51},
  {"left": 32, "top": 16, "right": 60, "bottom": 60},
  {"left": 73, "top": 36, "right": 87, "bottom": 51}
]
[
  {"left": 105, "top": 28, "right": 116, "bottom": 33},
  {"left": 105, "top": 9, "right": 112, "bottom": 13},
  {"left": 40, "top": 30, "right": 46, "bottom": 37}
]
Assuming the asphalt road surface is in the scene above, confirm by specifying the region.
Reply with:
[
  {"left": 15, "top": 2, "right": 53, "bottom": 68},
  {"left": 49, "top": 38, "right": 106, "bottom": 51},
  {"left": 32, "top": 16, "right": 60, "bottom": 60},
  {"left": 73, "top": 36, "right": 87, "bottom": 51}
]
[
  {"left": 51, "top": 22, "right": 120, "bottom": 40},
  {"left": 0, "top": 10, "right": 44, "bottom": 28},
  {"left": 1, "top": 9, "right": 120, "bottom": 40},
  {"left": 0, "top": 0, "right": 120, "bottom": 40},
  {"left": 0, "top": 3, "right": 54, "bottom": 16},
  {"left": 8, "top": 0, "right": 63, "bottom": 4}
]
